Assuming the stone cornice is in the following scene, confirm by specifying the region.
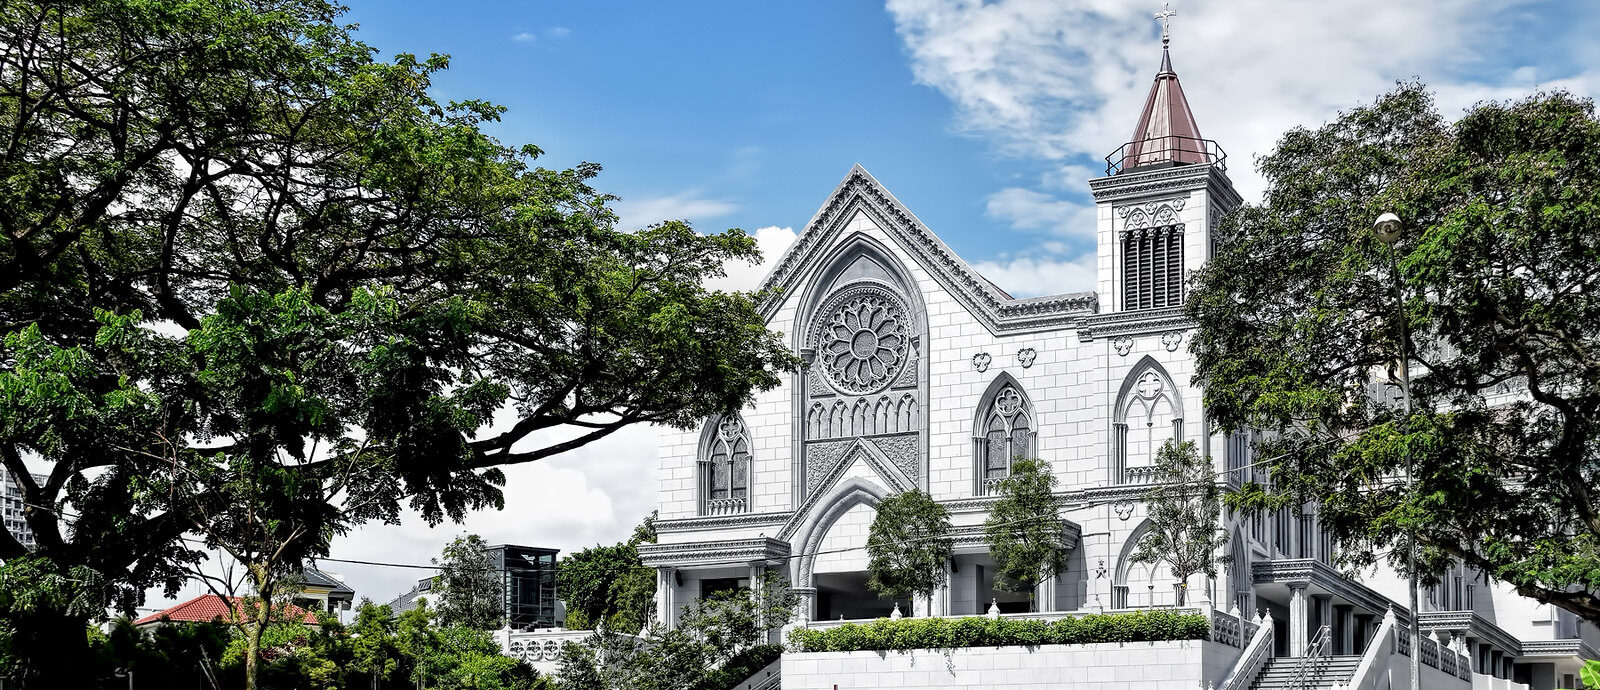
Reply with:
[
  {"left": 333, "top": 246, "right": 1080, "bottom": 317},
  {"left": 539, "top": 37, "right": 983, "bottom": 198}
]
[
  {"left": 1417, "top": 611, "right": 1523, "bottom": 656},
  {"left": 1077, "top": 306, "right": 1191, "bottom": 342},
  {"left": 638, "top": 537, "right": 791, "bottom": 568},
  {"left": 1252, "top": 558, "right": 1396, "bottom": 616},
  {"left": 654, "top": 511, "right": 791, "bottom": 534},
  {"left": 1088, "top": 162, "right": 1243, "bottom": 210},
  {"left": 1521, "top": 638, "right": 1598, "bottom": 660},
  {"left": 756, "top": 165, "right": 1097, "bottom": 335}
]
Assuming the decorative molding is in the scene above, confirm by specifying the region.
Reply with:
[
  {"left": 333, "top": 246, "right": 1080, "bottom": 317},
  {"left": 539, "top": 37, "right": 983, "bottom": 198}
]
[
  {"left": 780, "top": 438, "right": 913, "bottom": 540},
  {"left": 869, "top": 434, "right": 920, "bottom": 483},
  {"left": 1016, "top": 348, "right": 1037, "bottom": 368},
  {"left": 1251, "top": 558, "right": 1394, "bottom": 616},
  {"left": 810, "top": 285, "right": 912, "bottom": 395},
  {"left": 1417, "top": 611, "right": 1523, "bottom": 657},
  {"left": 1113, "top": 499, "right": 1135, "bottom": 521},
  {"left": 804, "top": 440, "right": 853, "bottom": 494},
  {"left": 1078, "top": 306, "right": 1191, "bottom": 342},
  {"left": 1088, "top": 161, "right": 1243, "bottom": 209},
  {"left": 638, "top": 537, "right": 791, "bottom": 568},
  {"left": 1112, "top": 336, "right": 1134, "bottom": 357},
  {"left": 754, "top": 166, "right": 1097, "bottom": 335},
  {"left": 1161, "top": 331, "right": 1184, "bottom": 352},
  {"left": 972, "top": 352, "right": 991, "bottom": 373},
  {"left": 654, "top": 511, "right": 790, "bottom": 534}
]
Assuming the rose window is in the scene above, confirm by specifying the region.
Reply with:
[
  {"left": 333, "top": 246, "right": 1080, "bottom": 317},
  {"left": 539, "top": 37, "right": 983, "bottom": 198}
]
[{"left": 817, "top": 292, "right": 910, "bottom": 394}]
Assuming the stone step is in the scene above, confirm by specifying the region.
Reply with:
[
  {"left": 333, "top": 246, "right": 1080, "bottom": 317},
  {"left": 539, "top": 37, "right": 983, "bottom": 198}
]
[{"left": 1250, "top": 656, "right": 1362, "bottom": 690}]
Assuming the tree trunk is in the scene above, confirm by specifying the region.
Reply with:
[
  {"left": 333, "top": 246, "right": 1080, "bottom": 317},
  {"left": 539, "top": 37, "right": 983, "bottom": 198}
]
[
  {"left": 10, "top": 608, "right": 94, "bottom": 689},
  {"left": 245, "top": 620, "right": 263, "bottom": 690}
]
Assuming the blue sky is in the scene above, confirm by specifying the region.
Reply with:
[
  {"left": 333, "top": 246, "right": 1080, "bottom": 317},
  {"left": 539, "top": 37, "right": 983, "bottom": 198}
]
[{"left": 148, "top": 1, "right": 1598, "bottom": 613}]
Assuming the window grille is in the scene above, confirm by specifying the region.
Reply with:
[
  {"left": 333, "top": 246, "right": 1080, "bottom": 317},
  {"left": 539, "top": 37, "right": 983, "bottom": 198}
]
[{"left": 1122, "top": 225, "right": 1184, "bottom": 310}]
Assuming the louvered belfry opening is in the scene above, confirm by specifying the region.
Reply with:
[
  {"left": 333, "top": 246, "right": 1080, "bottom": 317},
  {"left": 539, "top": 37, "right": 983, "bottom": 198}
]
[{"left": 1122, "top": 224, "right": 1184, "bottom": 310}]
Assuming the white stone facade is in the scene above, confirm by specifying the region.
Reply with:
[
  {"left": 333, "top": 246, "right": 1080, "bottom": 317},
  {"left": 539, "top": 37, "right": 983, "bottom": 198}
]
[{"left": 631, "top": 62, "right": 1592, "bottom": 690}]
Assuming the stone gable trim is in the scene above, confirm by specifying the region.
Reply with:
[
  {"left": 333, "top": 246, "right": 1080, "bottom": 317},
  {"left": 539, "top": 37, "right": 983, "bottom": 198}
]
[
  {"left": 1077, "top": 306, "right": 1191, "bottom": 342},
  {"left": 654, "top": 511, "right": 791, "bottom": 534},
  {"left": 638, "top": 537, "right": 791, "bottom": 568},
  {"left": 756, "top": 165, "right": 1097, "bottom": 335}
]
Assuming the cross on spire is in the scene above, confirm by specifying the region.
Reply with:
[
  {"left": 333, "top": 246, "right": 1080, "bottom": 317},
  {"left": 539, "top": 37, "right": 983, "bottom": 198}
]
[{"left": 1154, "top": 2, "right": 1176, "bottom": 47}]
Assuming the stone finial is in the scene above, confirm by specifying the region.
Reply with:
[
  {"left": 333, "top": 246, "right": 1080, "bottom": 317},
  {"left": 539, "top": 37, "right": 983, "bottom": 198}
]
[
  {"left": 890, "top": 603, "right": 903, "bottom": 620},
  {"left": 987, "top": 599, "right": 1001, "bottom": 619}
]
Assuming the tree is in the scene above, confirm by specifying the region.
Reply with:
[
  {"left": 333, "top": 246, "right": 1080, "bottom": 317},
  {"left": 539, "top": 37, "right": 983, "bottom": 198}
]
[
  {"left": 0, "top": 1, "right": 792, "bottom": 686},
  {"left": 556, "top": 572, "right": 797, "bottom": 690},
  {"left": 983, "top": 458, "right": 1071, "bottom": 610},
  {"left": 865, "top": 489, "right": 953, "bottom": 609},
  {"left": 1188, "top": 83, "right": 1600, "bottom": 622},
  {"left": 1129, "top": 441, "right": 1228, "bottom": 605},
  {"left": 436, "top": 534, "right": 504, "bottom": 630},
  {"left": 557, "top": 513, "right": 658, "bottom": 633}
]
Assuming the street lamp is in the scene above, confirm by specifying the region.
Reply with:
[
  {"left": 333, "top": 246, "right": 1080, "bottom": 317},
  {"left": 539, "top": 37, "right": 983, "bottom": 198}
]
[{"left": 1374, "top": 211, "right": 1421, "bottom": 690}]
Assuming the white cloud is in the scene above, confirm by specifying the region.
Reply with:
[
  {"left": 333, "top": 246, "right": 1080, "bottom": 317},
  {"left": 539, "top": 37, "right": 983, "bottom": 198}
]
[
  {"left": 885, "top": 0, "right": 1593, "bottom": 200},
  {"left": 546, "top": 27, "right": 571, "bottom": 39},
  {"left": 511, "top": 32, "right": 535, "bottom": 43},
  {"left": 984, "top": 187, "right": 1097, "bottom": 240},
  {"left": 613, "top": 191, "right": 738, "bottom": 231},
  {"left": 972, "top": 253, "right": 1098, "bottom": 298},
  {"left": 706, "top": 225, "right": 798, "bottom": 292}
]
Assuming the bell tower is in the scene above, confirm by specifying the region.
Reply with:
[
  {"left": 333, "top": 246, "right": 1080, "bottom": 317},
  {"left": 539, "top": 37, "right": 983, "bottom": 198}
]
[{"left": 1089, "top": 4, "right": 1241, "bottom": 315}]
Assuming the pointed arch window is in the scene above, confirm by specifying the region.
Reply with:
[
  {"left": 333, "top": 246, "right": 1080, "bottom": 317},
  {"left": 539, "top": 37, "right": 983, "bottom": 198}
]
[
  {"left": 974, "top": 383, "right": 1034, "bottom": 495},
  {"left": 1114, "top": 359, "right": 1183, "bottom": 484},
  {"left": 700, "top": 417, "right": 751, "bottom": 516}
]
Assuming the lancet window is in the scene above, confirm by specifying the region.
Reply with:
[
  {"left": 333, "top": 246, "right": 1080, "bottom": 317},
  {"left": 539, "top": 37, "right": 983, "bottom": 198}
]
[
  {"left": 700, "top": 416, "right": 751, "bottom": 516},
  {"left": 974, "top": 383, "right": 1034, "bottom": 495}
]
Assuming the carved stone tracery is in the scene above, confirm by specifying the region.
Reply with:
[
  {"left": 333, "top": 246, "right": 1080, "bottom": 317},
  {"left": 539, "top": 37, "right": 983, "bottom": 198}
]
[{"left": 812, "top": 287, "right": 910, "bottom": 396}]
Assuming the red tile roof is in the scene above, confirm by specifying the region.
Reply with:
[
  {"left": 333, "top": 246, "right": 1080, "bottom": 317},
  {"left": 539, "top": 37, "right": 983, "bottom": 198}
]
[{"left": 133, "top": 594, "right": 320, "bottom": 626}]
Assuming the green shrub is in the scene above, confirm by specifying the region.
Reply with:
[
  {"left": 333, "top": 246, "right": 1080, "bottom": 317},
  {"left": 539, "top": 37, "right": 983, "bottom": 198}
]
[
  {"left": 787, "top": 610, "right": 1209, "bottom": 653},
  {"left": 691, "top": 644, "right": 783, "bottom": 690}
]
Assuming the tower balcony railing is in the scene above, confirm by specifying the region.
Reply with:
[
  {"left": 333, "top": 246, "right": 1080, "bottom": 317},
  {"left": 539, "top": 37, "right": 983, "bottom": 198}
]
[
  {"left": 1105, "top": 135, "right": 1227, "bottom": 175},
  {"left": 703, "top": 496, "right": 749, "bottom": 516}
]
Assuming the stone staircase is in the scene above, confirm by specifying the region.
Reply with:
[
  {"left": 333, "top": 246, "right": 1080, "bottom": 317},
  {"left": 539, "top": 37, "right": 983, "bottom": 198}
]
[{"left": 1248, "top": 655, "right": 1361, "bottom": 690}]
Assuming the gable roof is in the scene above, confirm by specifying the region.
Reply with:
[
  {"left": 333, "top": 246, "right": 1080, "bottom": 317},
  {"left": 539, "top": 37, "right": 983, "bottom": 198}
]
[
  {"left": 301, "top": 567, "right": 355, "bottom": 595},
  {"left": 756, "top": 165, "right": 1096, "bottom": 335},
  {"left": 133, "top": 594, "right": 320, "bottom": 626}
]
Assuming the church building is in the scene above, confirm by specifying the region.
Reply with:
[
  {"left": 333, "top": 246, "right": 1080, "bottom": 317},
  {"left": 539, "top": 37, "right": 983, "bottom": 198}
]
[{"left": 632, "top": 22, "right": 1596, "bottom": 690}]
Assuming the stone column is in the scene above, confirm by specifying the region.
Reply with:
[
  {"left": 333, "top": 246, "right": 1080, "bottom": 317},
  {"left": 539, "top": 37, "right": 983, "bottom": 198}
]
[
  {"left": 1289, "top": 584, "right": 1309, "bottom": 656},
  {"left": 1037, "top": 573, "right": 1058, "bottom": 613},
  {"left": 792, "top": 586, "right": 817, "bottom": 625},
  {"left": 1312, "top": 593, "right": 1332, "bottom": 640},
  {"left": 1335, "top": 605, "right": 1354, "bottom": 655},
  {"left": 933, "top": 561, "right": 952, "bottom": 617},
  {"left": 1354, "top": 613, "right": 1374, "bottom": 653},
  {"left": 656, "top": 568, "right": 677, "bottom": 629}
]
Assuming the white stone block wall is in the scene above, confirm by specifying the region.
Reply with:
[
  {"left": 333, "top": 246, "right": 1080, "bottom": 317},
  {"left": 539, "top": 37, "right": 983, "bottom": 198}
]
[{"left": 782, "top": 640, "right": 1241, "bottom": 690}]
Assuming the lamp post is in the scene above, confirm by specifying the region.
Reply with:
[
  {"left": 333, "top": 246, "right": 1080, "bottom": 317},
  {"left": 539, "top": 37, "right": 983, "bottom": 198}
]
[{"left": 1374, "top": 211, "right": 1421, "bottom": 690}]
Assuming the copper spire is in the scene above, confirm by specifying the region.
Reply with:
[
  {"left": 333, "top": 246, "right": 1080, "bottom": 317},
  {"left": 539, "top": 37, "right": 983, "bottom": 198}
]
[{"left": 1122, "top": 4, "right": 1210, "bottom": 170}]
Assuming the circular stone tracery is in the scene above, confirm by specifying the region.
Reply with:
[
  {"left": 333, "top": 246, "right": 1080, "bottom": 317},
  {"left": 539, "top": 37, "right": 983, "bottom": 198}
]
[{"left": 814, "top": 287, "right": 911, "bottom": 395}]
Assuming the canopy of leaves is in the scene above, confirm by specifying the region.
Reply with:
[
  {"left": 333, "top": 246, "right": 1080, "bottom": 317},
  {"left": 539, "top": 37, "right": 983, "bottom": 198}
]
[
  {"left": 1129, "top": 441, "right": 1228, "bottom": 603},
  {"left": 983, "top": 458, "right": 1071, "bottom": 603},
  {"left": 866, "top": 489, "right": 953, "bottom": 602},
  {"left": 0, "top": 0, "right": 792, "bottom": 685},
  {"left": 556, "top": 513, "right": 657, "bottom": 633},
  {"left": 1189, "top": 83, "right": 1600, "bottom": 621}
]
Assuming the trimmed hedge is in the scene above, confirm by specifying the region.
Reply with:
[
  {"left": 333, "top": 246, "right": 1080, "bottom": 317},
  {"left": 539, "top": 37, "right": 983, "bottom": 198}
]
[{"left": 788, "top": 610, "right": 1209, "bottom": 653}]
